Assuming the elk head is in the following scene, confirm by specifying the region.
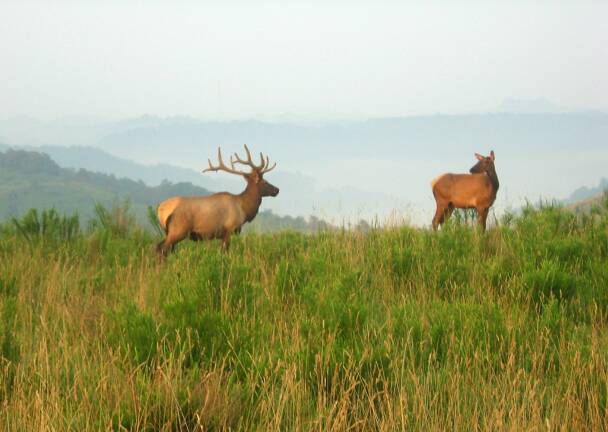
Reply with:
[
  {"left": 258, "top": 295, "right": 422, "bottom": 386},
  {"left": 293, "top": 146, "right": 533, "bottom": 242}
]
[
  {"left": 469, "top": 150, "right": 496, "bottom": 175},
  {"left": 203, "top": 144, "right": 279, "bottom": 197}
]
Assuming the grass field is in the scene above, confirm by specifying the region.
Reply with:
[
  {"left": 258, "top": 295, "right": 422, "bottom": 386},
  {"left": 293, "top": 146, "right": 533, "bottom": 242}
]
[{"left": 1, "top": 201, "right": 607, "bottom": 431}]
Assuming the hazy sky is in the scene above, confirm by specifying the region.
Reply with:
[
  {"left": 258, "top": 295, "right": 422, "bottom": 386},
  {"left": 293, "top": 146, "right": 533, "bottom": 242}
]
[{"left": 1, "top": 1, "right": 607, "bottom": 120}]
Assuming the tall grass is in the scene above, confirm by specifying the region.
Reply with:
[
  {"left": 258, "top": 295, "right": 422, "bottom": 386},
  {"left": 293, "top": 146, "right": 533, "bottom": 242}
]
[{"left": 0, "top": 200, "right": 607, "bottom": 430}]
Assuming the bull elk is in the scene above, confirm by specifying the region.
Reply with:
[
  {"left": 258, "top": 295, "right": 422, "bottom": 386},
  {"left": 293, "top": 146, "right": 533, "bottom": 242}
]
[
  {"left": 156, "top": 145, "right": 279, "bottom": 256},
  {"left": 431, "top": 151, "right": 499, "bottom": 231}
]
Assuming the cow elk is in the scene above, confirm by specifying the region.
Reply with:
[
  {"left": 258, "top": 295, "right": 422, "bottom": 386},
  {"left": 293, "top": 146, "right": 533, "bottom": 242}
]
[
  {"left": 156, "top": 145, "right": 279, "bottom": 257},
  {"left": 431, "top": 151, "right": 499, "bottom": 231}
]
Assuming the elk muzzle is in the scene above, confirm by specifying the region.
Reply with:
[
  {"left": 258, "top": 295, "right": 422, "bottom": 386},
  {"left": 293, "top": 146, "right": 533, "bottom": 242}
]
[{"left": 262, "top": 181, "right": 279, "bottom": 197}]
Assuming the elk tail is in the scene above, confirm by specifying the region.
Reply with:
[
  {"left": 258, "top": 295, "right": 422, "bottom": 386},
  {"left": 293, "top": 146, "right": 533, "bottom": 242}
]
[{"left": 163, "top": 213, "right": 174, "bottom": 235}]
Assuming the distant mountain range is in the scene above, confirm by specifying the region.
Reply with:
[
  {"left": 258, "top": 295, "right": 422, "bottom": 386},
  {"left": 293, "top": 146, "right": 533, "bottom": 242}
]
[
  {"left": 84, "top": 113, "right": 608, "bottom": 172},
  {"left": 3, "top": 112, "right": 606, "bottom": 165},
  {"left": 1, "top": 112, "right": 606, "bottom": 223}
]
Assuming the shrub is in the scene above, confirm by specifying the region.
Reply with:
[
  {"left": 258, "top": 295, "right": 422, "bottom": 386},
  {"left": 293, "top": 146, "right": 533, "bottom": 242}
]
[
  {"left": 89, "top": 201, "right": 137, "bottom": 238},
  {"left": 12, "top": 208, "right": 79, "bottom": 244}
]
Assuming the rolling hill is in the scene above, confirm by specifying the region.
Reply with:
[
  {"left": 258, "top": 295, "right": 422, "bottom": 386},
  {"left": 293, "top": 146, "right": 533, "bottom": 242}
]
[
  {"left": 566, "top": 191, "right": 608, "bottom": 212},
  {"left": 0, "top": 149, "right": 327, "bottom": 231},
  {"left": 0, "top": 149, "right": 213, "bottom": 225},
  {"left": 565, "top": 178, "right": 608, "bottom": 204}
]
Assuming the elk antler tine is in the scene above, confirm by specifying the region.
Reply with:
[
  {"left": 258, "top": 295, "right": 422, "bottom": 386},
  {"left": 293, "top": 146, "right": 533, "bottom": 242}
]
[
  {"left": 232, "top": 153, "right": 247, "bottom": 166},
  {"left": 264, "top": 162, "right": 277, "bottom": 173},
  {"left": 243, "top": 144, "right": 253, "bottom": 163},
  {"left": 202, "top": 158, "right": 212, "bottom": 172},
  {"left": 259, "top": 152, "right": 265, "bottom": 168}
]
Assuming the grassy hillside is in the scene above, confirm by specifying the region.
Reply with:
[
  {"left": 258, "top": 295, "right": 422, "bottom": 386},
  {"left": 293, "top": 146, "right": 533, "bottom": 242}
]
[{"left": 0, "top": 200, "right": 607, "bottom": 430}]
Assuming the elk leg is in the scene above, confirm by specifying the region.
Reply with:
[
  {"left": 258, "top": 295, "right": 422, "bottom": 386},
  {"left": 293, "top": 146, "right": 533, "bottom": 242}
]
[
  {"left": 432, "top": 204, "right": 445, "bottom": 230},
  {"left": 443, "top": 203, "right": 455, "bottom": 225},
  {"left": 157, "top": 238, "right": 175, "bottom": 257},
  {"left": 189, "top": 232, "right": 203, "bottom": 241},
  {"left": 156, "top": 240, "right": 173, "bottom": 258},
  {"left": 157, "top": 225, "right": 189, "bottom": 257},
  {"left": 477, "top": 207, "right": 489, "bottom": 231},
  {"left": 221, "top": 230, "right": 232, "bottom": 251}
]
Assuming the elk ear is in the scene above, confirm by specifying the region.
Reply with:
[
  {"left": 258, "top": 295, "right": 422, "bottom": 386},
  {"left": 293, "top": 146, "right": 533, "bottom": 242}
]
[
  {"left": 490, "top": 150, "right": 495, "bottom": 160},
  {"left": 475, "top": 153, "right": 484, "bottom": 161}
]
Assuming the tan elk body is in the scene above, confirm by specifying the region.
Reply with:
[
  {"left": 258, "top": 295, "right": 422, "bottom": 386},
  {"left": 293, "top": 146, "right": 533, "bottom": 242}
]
[
  {"left": 431, "top": 151, "right": 499, "bottom": 231},
  {"left": 156, "top": 145, "right": 278, "bottom": 256}
]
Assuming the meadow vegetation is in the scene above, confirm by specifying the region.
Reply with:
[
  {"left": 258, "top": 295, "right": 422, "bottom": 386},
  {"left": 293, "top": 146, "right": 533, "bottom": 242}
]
[{"left": 0, "top": 199, "right": 607, "bottom": 431}]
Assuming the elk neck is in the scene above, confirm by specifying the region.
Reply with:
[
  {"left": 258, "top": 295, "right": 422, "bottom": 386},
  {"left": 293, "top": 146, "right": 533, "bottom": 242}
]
[
  {"left": 239, "top": 180, "right": 263, "bottom": 222},
  {"left": 486, "top": 167, "right": 500, "bottom": 192}
]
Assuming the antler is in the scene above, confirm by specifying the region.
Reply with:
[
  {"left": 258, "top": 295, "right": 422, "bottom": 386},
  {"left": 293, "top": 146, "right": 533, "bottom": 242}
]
[
  {"left": 260, "top": 153, "right": 277, "bottom": 174},
  {"left": 202, "top": 147, "right": 248, "bottom": 176},
  {"left": 232, "top": 144, "right": 276, "bottom": 174}
]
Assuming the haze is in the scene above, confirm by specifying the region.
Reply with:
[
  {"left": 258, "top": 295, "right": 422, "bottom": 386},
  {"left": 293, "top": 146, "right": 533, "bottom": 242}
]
[
  {"left": 2, "top": 1, "right": 607, "bottom": 119},
  {"left": 1, "top": 1, "right": 607, "bottom": 225}
]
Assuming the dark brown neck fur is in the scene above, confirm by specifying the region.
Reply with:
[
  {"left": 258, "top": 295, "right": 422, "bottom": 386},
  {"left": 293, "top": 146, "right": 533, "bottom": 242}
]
[
  {"left": 487, "top": 167, "right": 499, "bottom": 192},
  {"left": 239, "top": 180, "right": 263, "bottom": 223}
]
